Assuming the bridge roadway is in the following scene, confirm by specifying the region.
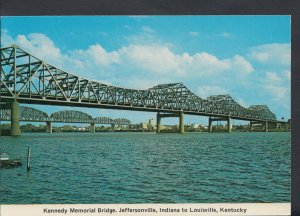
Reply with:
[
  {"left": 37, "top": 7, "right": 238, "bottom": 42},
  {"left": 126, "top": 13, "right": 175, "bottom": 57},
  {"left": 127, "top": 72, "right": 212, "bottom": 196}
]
[{"left": 0, "top": 45, "right": 286, "bottom": 136}]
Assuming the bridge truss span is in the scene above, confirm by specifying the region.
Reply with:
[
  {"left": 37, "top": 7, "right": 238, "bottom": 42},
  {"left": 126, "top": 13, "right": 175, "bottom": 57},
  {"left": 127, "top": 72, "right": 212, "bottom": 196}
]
[
  {"left": 50, "top": 110, "right": 94, "bottom": 123},
  {"left": 0, "top": 106, "right": 50, "bottom": 122},
  {"left": 0, "top": 45, "right": 277, "bottom": 122},
  {"left": 114, "top": 118, "right": 131, "bottom": 125},
  {"left": 0, "top": 105, "right": 133, "bottom": 126},
  {"left": 94, "top": 117, "right": 114, "bottom": 124}
]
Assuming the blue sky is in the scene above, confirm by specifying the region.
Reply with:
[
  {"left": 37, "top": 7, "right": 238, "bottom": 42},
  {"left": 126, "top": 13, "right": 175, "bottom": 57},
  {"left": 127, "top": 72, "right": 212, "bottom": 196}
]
[{"left": 1, "top": 16, "right": 291, "bottom": 125}]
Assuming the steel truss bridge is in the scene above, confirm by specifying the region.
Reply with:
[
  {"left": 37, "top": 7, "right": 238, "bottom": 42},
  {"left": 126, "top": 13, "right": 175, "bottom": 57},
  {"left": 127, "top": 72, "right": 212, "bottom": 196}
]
[
  {"left": 0, "top": 106, "right": 131, "bottom": 125},
  {"left": 0, "top": 45, "right": 283, "bottom": 135}
]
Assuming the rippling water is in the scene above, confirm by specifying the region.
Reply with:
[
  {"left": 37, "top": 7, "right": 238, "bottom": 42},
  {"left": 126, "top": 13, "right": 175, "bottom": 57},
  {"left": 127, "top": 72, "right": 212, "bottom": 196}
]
[{"left": 0, "top": 132, "right": 290, "bottom": 204}]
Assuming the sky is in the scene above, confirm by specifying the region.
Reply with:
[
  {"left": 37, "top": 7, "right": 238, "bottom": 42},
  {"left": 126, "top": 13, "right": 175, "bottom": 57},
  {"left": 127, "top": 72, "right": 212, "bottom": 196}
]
[{"left": 0, "top": 16, "right": 291, "bottom": 126}]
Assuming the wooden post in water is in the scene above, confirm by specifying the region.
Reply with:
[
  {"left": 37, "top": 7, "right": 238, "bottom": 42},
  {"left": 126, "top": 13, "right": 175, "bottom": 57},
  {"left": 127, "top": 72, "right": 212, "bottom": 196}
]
[{"left": 27, "top": 147, "right": 31, "bottom": 172}]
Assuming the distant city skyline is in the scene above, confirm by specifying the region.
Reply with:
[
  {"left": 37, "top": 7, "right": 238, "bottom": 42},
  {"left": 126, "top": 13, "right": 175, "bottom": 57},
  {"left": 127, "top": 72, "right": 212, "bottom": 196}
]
[{"left": 1, "top": 15, "right": 291, "bottom": 124}]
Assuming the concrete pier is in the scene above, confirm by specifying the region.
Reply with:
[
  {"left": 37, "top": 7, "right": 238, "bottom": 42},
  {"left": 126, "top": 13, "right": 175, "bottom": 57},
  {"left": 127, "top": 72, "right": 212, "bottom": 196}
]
[
  {"left": 11, "top": 100, "right": 21, "bottom": 136},
  {"left": 208, "top": 117, "right": 231, "bottom": 133},
  {"left": 208, "top": 117, "right": 213, "bottom": 133},
  {"left": 250, "top": 122, "right": 253, "bottom": 132},
  {"left": 179, "top": 111, "right": 184, "bottom": 134},
  {"left": 265, "top": 121, "right": 268, "bottom": 132},
  {"left": 156, "top": 112, "right": 161, "bottom": 133},
  {"left": 90, "top": 122, "right": 95, "bottom": 133},
  {"left": 111, "top": 123, "right": 115, "bottom": 132},
  {"left": 250, "top": 121, "right": 270, "bottom": 132},
  {"left": 227, "top": 116, "right": 231, "bottom": 133},
  {"left": 46, "top": 121, "right": 52, "bottom": 133},
  {"left": 156, "top": 112, "right": 184, "bottom": 133}
]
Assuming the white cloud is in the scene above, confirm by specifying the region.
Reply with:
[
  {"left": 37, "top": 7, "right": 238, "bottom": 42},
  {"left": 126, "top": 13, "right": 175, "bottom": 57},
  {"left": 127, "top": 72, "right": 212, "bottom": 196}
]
[
  {"left": 248, "top": 43, "right": 291, "bottom": 66},
  {"left": 229, "top": 55, "right": 254, "bottom": 74},
  {"left": 198, "top": 86, "right": 229, "bottom": 98},
  {"left": 115, "top": 77, "right": 173, "bottom": 90},
  {"left": 284, "top": 70, "right": 291, "bottom": 81},
  {"left": 125, "top": 30, "right": 160, "bottom": 45},
  {"left": 266, "top": 72, "right": 281, "bottom": 83},
  {"left": 2, "top": 31, "right": 255, "bottom": 89},
  {"left": 235, "top": 97, "right": 248, "bottom": 108},
  {"left": 264, "top": 85, "right": 289, "bottom": 102},
  {"left": 119, "top": 45, "right": 181, "bottom": 75},
  {"left": 218, "top": 32, "right": 232, "bottom": 38},
  {"left": 69, "top": 44, "right": 120, "bottom": 66},
  {"left": 142, "top": 26, "right": 155, "bottom": 33},
  {"left": 124, "top": 25, "right": 132, "bottom": 30},
  {"left": 118, "top": 45, "right": 254, "bottom": 78},
  {"left": 1, "top": 31, "right": 65, "bottom": 67},
  {"left": 247, "top": 43, "right": 291, "bottom": 115},
  {"left": 188, "top": 32, "right": 199, "bottom": 37},
  {"left": 18, "top": 33, "right": 61, "bottom": 59},
  {"left": 1, "top": 29, "right": 15, "bottom": 46},
  {"left": 262, "top": 70, "right": 290, "bottom": 106}
]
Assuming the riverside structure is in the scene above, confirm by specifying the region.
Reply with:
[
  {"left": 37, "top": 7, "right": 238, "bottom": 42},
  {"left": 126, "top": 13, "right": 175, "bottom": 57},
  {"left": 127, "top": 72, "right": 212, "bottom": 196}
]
[{"left": 0, "top": 45, "right": 287, "bottom": 136}]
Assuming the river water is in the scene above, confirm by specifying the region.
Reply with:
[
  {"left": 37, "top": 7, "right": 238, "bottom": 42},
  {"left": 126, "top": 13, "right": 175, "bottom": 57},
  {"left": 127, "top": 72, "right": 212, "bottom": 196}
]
[{"left": 0, "top": 132, "right": 290, "bottom": 204}]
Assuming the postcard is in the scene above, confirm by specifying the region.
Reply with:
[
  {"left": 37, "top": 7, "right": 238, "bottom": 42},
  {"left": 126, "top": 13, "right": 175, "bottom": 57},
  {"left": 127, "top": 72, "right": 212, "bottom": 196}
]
[{"left": 0, "top": 15, "right": 291, "bottom": 216}]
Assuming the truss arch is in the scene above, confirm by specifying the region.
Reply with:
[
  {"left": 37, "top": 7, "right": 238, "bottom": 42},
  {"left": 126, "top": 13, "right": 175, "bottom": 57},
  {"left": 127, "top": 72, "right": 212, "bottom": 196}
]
[
  {"left": 94, "top": 117, "right": 114, "bottom": 124},
  {"left": 50, "top": 110, "right": 93, "bottom": 123},
  {"left": 114, "top": 118, "right": 131, "bottom": 125},
  {"left": 0, "top": 106, "right": 50, "bottom": 122}
]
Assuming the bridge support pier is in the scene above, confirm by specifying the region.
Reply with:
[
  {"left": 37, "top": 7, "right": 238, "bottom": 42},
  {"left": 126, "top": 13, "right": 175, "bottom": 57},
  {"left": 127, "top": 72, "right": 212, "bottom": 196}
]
[
  {"left": 90, "top": 123, "right": 95, "bottom": 133},
  {"left": 284, "top": 122, "right": 290, "bottom": 131},
  {"left": 208, "top": 116, "right": 231, "bottom": 133},
  {"left": 250, "top": 121, "right": 269, "bottom": 132},
  {"left": 208, "top": 117, "right": 212, "bottom": 133},
  {"left": 11, "top": 100, "right": 21, "bottom": 136},
  {"left": 227, "top": 116, "right": 231, "bottom": 133},
  {"left": 46, "top": 121, "right": 52, "bottom": 133},
  {"left": 111, "top": 123, "right": 115, "bottom": 132},
  {"left": 156, "top": 113, "right": 161, "bottom": 133},
  {"left": 156, "top": 112, "right": 184, "bottom": 133},
  {"left": 179, "top": 111, "right": 184, "bottom": 134},
  {"left": 265, "top": 121, "right": 268, "bottom": 132}
]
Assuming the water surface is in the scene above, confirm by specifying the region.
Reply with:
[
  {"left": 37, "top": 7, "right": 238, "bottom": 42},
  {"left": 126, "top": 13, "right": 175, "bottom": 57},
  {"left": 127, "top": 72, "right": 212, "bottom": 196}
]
[{"left": 0, "top": 132, "right": 291, "bottom": 203}]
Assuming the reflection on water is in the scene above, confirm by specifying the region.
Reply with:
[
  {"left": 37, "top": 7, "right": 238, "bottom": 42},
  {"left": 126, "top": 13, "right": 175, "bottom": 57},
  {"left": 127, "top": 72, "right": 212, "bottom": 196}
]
[{"left": 0, "top": 132, "right": 290, "bottom": 204}]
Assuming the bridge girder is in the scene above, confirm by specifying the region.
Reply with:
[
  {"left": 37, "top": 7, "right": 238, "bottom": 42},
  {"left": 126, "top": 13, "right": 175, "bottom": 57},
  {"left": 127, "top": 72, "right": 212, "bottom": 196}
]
[
  {"left": 0, "top": 46, "right": 277, "bottom": 122},
  {"left": 50, "top": 110, "right": 93, "bottom": 123},
  {"left": 0, "top": 106, "right": 50, "bottom": 122},
  {"left": 94, "top": 117, "right": 114, "bottom": 124},
  {"left": 0, "top": 105, "right": 132, "bottom": 125},
  {"left": 114, "top": 118, "right": 131, "bottom": 125}
]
